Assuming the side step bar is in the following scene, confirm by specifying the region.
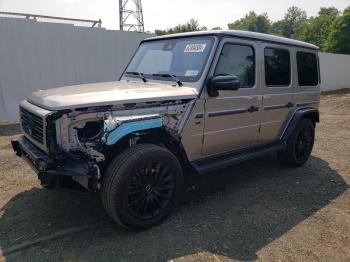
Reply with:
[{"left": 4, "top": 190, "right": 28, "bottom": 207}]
[{"left": 191, "top": 141, "right": 287, "bottom": 173}]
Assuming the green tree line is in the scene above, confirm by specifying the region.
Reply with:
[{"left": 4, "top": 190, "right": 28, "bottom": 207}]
[
  {"left": 155, "top": 18, "right": 207, "bottom": 36},
  {"left": 155, "top": 6, "right": 350, "bottom": 55}
]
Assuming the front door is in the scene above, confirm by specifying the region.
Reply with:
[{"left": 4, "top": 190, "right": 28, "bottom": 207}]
[{"left": 202, "top": 38, "right": 261, "bottom": 156}]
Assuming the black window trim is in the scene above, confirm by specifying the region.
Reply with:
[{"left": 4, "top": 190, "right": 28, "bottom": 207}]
[
  {"left": 318, "top": 55, "right": 321, "bottom": 84},
  {"left": 264, "top": 46, "right": 292, "bottom": 88},
  {"left": 213, "top": 42, "right": 256, "bottom": 89},
  {"left": 296, "top": 50, "right": 320, "bottom": 87}
]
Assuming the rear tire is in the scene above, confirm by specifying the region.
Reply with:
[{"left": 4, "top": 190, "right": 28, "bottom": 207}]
[
  {"left": 101, "top": 144, "right": 183, "bottom": 229},
  {"left": 278, "top": 118, "right": 315, "bottom": 167}
]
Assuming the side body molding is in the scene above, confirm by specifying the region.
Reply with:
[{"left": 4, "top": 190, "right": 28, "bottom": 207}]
[
  {"left": 104, "top": 117, "right": 163, "bottom": 146},
  {"left": 281, "top": 108, "right": 319, "bottom": 141}
]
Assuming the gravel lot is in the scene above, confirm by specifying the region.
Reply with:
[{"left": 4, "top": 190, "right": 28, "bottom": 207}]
[{"left": 0, "top": 92, "right": 350, "bottom": 262}]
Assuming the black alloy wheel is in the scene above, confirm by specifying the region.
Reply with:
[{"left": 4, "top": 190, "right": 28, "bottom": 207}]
[
  {"left": 126, "top": 162, "right": 175, "bottom": 220},
  {"left": 278, "top": 118, "right": 315, "bottom": 167},
  {"left": 101, "top": 144, "right": 182, "bottom": 229},
  {"left": 294, "top": 125, "right": 314, "bottom": 163}
]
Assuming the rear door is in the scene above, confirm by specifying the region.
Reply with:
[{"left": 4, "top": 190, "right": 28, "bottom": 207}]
[
  {"left": 202, "top": 38, "right": 262, "bottom": 156},
  {"left": 259, "top": 43, "right": 296, "bottom": 144},
  {"left": 294, "top": 49, "right": 320, "bottom": 109}
]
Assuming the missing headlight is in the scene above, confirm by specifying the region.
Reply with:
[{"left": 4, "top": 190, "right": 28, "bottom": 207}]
[{"left": 77, "top": 121, "right": 104, "bottom": 142}]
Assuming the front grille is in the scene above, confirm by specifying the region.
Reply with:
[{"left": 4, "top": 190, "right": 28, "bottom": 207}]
[{"left": 20, "top": 107, "right": 44, "bottom": 144}]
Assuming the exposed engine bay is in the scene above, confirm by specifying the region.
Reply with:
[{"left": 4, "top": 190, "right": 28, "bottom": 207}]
[{"left": 53, "top": 99, "right": 194, "bottom": 164}]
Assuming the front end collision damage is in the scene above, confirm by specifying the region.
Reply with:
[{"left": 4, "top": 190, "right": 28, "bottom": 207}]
[
  {"left": 11, "top": 137, "right": 101, "bottom": 191},
  {"left": 30, "top": 99, "right": 195, "bottom": 191}
]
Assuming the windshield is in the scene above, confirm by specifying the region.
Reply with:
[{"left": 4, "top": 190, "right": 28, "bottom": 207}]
[{"left": 125, "top": 37, "right": 214, "bottom": 82}]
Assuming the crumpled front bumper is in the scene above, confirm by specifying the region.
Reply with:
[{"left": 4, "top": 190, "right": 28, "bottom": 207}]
[{"left": 11, "top": 136, "right": 100, "bottom": 191}]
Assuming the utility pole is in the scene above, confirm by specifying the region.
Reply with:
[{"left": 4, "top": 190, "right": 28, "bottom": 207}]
[{"left": 119, "top": 0, "right": 144, "bottom": 32}]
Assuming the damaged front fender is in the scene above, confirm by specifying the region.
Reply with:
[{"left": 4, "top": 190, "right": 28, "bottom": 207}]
[{"left": 103, "top": 115, "right": 163, "bottom": 146}]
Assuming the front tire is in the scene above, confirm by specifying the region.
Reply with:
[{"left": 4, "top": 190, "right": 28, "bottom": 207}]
[
  {"left": 278, "top": 118, "right": 315, "bottom": 167},
  {"left": 101, "top": 144, "right": 183, "bottom": 229}
]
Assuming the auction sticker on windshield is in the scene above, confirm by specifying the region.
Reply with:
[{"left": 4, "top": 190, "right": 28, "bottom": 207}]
[
  {"left": 185, "top": 70, "right": 199, "bottom": 76},
  {"left": 184, "top": 44, "right": 207, "bottom": 53}
]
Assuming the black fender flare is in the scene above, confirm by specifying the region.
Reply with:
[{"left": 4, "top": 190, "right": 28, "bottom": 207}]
[{"left": 281, "top": 108, "right": 319, "bottom": 141}]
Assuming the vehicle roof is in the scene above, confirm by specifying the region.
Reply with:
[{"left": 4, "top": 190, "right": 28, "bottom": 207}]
[{"left": 144, "top": 30, "right": 319, "bottom": 50}]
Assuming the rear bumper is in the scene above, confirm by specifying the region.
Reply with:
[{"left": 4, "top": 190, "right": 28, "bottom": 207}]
[{"left": 11, "top": 136, "right": 100, "bottom": 191}]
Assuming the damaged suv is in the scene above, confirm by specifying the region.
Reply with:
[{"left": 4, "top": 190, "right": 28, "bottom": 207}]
[{"left": 12, "top": 30, "right": 320, "bottom": 229}]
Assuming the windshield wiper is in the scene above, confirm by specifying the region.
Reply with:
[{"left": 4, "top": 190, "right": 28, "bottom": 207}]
[
  {"left": 125, "top": 71, "right": 147, "bottom": 83},
  {"left": 152, "top": 73, "right": 183, "bottom": 87}
]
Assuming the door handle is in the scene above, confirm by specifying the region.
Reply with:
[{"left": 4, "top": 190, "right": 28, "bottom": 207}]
[
  {"left": 286, "top": 102, "right": 295, "bottom": 108},
  {"left": 248, "top": 106, "right": 259, "bottom": 113}
]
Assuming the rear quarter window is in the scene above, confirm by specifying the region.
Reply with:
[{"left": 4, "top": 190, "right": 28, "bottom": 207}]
[
  {"left": 264, "top": 48, "right": 291, "bottom": 87},
  {"left": 296, "top": 52, "right": 319, "bottom": 86}
]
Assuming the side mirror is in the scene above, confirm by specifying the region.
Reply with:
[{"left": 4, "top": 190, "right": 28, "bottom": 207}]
[
  {"left": 210, "top": 75, "right": 240, "bottom": 90},
  {"left": 208, "top": 75, "right": 240, "bottom": 96}
]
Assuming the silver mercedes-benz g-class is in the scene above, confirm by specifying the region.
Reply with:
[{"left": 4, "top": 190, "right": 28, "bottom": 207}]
[{"left": 12, "top": 30, "right": 320, "bottom": 229}]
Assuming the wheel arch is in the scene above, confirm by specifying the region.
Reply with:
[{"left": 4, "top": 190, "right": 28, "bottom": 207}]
[
  {"left": 102, "top": 127, "right": 189, "bottom": 171},
  {"left": 302, "top": 110, "right": 319, "bottom": 125},
  {"left": 282, "top": 108, "right": 319, "bottom": 141}
]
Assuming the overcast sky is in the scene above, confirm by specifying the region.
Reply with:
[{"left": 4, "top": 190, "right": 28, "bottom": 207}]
[{"left": 1, "top": 0, "right": 349, "bottom": 31}]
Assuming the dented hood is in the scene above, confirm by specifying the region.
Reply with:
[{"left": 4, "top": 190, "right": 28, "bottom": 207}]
[{"left": 28, "top": 81, "right": 198, "bottom": 111}]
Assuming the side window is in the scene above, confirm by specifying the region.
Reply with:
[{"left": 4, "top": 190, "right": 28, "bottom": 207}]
[
  {"left": 297, "top": 52, "right": 318, "bottom": 86},
  {"left": 264, "top": 48, "right": 291, "bottom": 87},
  {"left": 214, "top": 43, "right": 255, "bottom": 88}
]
